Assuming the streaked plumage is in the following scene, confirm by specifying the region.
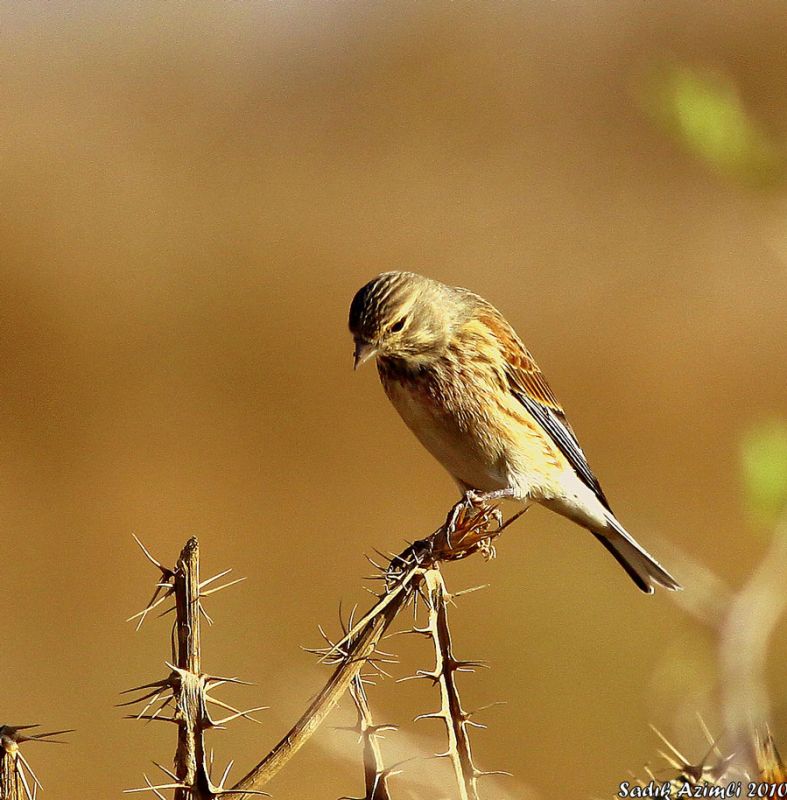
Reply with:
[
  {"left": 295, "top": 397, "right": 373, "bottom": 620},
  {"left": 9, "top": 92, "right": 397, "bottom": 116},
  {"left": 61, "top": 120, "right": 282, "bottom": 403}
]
[{"left": 348, "top": 271, "right": 680, "bottom": 593}]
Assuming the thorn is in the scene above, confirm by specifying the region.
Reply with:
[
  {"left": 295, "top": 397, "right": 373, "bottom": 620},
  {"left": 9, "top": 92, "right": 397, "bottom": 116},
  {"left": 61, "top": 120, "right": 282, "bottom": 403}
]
[
  {"left": 368, "top": 723, "right": 398, "bottom": 736},
  {"left": 695, "top": 712, "right": 724, "bottom": 760},
  {"left": 124, "top": 777, "right": 187, "bottom": 794},
  {"left": 15, "top": 751, "right": 42, "bottom": 790},
  {"left": 396, "top": 670, "right": 439, "bottom": 684},
  {"left": 199, "top": 602, "right": 214, "bottom": 625},
  {"left": 120, "top": 690, "right": 166, "bottom": 719},
  {"left": 116, "top": 687, "right": 165, "bottom": 708},
  {"left": 383, "top": 626, "right": 429, "bottom": 640},
  {"left": 136, "top": 694, "right": 171, "bottom": 721},
  {"left": 469, "top": 699, "right": 507, "bottom": 716},
  {"left": 204, "top": 695, "right": 267, "bottom": 725},
  {"left": 497, "top": 506, "right": 528, "bottom": 532},
  {"left": 301, "top": 645, "right": 329, "bottom": 657},
  {"left": 650, "top": 724, "right": 690, "bottom": 767},
  {"left": 1, "top": 726, "right": 74, "bottom": 745},
  {"left": 125, "top": 714, "right": 177, "bottom": 724},
  {"left": 414, "top": 711, "right": 447, "bottom": 723},
  {"left": 656, "top": 748, "right": 684, "bottom": 771},
  {"left": 316, "top": 624, "right": 339, "bottom": 649},
  {"left": 337, "top": 598, "right": 349, "bottom": 636},
  {"left": 370, "top": 646, "right": 397, "bottom": 660},
  {"left": 199, "top": 568, "right": 233, "bottom": 588},
  {"left": 365, "top": 662, "right": 394, "bottom": 680},
  {"left": 475, "top": 767, "right": 513, "bottom": 778},
  {"left": 346, "top": 604, "right": 358, "bottom": 632},
  {"left": 217, "top": 759, "right": 233, "bottom": 789},
  {"left": 363, "top": 553, "right": 386, "bottom": 571},
  {"left": 120, "top": 678, "right": 172, "bottom": 696},
  {"left": 131, "top": 534, "right": 172, "bottom": 575},
  {"left": 452, "top": 584, "right": 489, "bottom": 598},
  {"left": 204, "top": 674, "right": 254, "bottom": 687},
  {"left": 201, "top": 577, "right": 247, "bottom": 597},
  {"left": 126, "top": 586, "right": 175, "bottom": 630},
  {"left": 152, "top": 762, "right": 178, "bottom": 781},
  {"left": 448, "top": 658, "right": 490, "bottom": 673}
]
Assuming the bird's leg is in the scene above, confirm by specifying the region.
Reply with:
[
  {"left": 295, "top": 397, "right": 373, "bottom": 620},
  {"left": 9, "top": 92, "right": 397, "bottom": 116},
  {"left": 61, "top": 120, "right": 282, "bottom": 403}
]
[
  {"left": 464, "top": 488, "right": 515, "bottom": 530},
  {"left": 466, "top": 488, "right": 517, "bottom": 504},
  {"left": 443, "top": 498, "right": 469, "bottom": 549},
  {"left": 444, "top": 487, "right": 515, "bottom": 549}
]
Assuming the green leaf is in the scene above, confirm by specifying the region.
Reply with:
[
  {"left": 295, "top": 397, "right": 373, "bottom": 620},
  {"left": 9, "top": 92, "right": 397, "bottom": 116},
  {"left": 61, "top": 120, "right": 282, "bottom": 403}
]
[
  {"left": 640, "top": 62, "right": 785, "bottom": 187},
  {"left": 741, "top": 420, "right": 787, "bottom": 528}
]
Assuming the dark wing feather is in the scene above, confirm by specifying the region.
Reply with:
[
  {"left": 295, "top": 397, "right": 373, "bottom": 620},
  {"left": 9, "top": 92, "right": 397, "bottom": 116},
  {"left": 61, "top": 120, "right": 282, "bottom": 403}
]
[
  {"left": 516, "top": 393, "right": 612, "bottom": 511},
  {"left": 479, "top": 310, "right": 612, "bottom": 512}
]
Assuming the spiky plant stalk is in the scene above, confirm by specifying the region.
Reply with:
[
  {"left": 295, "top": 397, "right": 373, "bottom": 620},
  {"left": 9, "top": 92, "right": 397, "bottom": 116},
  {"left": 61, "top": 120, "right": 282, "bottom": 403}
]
[
  {"left": 124, "top": 537, "right": 263, "bottom": 799},
  {"left": 0, "top": 725, "right": 72, "bottom": 800},
  {"left": 227, "top": 500, "right": 516, "bottom": 798}
]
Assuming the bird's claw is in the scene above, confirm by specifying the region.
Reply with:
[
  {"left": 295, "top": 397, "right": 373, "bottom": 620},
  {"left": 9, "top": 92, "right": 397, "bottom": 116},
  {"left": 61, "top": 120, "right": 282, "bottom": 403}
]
[
  {"left": 443, "top": 501, "right": 466, "bottom": 550},
  {"left": 478, "top": 538, "right": 497, "bottom": 560},
  {"left": 444, "top": 490, "right": 501, "bottom": 550},
  {"left": 489, "top": 506, "right": 504, "bottom": 531}
]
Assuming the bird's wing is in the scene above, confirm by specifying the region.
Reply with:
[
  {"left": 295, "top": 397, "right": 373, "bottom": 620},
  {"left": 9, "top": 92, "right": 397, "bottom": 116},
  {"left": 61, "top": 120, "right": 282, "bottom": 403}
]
[{"left": 479, "top": 310, "right": 612, "bottom": 511}]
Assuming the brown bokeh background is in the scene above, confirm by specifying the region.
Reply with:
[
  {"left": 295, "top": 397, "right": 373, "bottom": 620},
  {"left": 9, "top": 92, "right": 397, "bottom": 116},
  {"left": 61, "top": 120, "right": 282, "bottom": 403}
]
[{"left": 2, "top": 3, "right": 786, "bottom": 798}]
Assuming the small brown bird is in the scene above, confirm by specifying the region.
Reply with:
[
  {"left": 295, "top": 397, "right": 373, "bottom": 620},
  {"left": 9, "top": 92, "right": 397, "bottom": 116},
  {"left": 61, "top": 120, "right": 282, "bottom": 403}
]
[{"left": 348, "top": 271, "right": 680, "bottom": 593}]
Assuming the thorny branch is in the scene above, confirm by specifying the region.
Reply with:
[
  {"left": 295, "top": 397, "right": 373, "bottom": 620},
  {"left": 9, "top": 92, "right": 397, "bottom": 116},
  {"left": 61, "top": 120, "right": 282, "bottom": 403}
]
[
  {"left": 225, "top": 498, "right": 520, "bottom": 798},
  {"left": 0, "top": 725, "right": 72, "bottom": 800},
  {"left": 318, "top": 502, "right": 525, "bottom": 667},
  {"left": 125, "top": 537, "right": 264, "bottom": 799},
  {"left": 341, "top": 676, "right": 399, "bottom": 800},
  {"left": 124, "top": 500, "right": 516, "bottom": 799},
  {"left": 619, "top": 716, "right": 787, "bottom": 796},
  {"left": 417, "top": 568, "right": 487, "bottom": 800},
  {"left": 226, "top": 587, "right": 405, "bottom": 796}
]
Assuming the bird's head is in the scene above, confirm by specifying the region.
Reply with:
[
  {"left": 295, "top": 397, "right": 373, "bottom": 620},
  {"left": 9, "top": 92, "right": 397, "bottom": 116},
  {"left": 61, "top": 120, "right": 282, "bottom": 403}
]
[{"left": 348, "top": 271, "right": 460, "bottom": 369}]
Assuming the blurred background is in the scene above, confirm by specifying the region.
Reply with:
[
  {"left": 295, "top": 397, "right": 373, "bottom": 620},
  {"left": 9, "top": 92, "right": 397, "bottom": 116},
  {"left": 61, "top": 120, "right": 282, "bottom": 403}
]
[{"left": 1, "top": 2, "right": 786, "bottom": 797}]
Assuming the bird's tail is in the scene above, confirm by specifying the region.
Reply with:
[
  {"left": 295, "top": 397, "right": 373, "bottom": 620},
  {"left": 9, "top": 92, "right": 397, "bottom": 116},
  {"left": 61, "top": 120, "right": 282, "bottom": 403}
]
[{"left": 593, "top": 517, "right": 681, "bottom": 594}]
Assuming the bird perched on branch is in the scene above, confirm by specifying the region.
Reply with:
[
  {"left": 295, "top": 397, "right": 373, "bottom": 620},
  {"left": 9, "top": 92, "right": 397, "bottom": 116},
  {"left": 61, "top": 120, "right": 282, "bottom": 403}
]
[{"left": 348, "top": 271, "right": 680, "bottom": 593}]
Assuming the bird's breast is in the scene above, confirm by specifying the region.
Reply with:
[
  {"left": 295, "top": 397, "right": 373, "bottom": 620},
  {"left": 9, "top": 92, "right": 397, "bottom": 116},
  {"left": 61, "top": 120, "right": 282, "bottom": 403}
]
[{"left": 377, "top": 357, "right": 513, "bottom": 492}]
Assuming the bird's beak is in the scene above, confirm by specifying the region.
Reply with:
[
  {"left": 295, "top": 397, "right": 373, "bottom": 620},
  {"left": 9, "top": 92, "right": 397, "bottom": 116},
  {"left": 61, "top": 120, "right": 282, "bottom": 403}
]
[{"left": 353, "top": 339, "right": 378, "bottom": 370}]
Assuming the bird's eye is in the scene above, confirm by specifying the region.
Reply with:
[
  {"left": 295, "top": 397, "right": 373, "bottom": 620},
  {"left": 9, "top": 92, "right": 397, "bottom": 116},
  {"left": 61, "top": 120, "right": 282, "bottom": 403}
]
[{"left": 390, "top": 317, "right": 407, "bottom": 333}]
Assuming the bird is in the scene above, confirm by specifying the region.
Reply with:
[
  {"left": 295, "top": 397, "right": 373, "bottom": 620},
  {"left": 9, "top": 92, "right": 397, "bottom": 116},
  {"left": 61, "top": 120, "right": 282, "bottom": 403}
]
[{"left": 348, "top": 271, "right": 680, "bottom": 593}]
